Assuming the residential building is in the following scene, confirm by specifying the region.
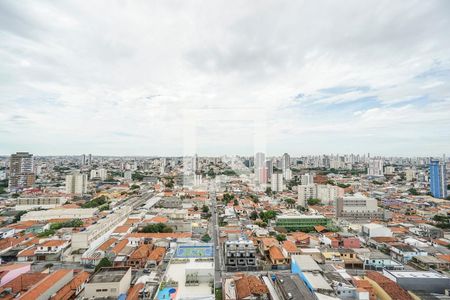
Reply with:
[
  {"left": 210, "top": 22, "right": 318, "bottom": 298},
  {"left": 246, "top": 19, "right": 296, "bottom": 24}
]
[
  {"left": 301, "top": 174, "right": 314, "bottom": 185},
  {"left": 271, "top": 172, "right": 283, "bottom": 192},
  {"left": 90, "top": 168, "right": 107, "bottom": 180},
  {"left": 21, "top": 208, "right": 97, "bottom": 221},
  {"left": 298, "top": 185, "right": 316, "bottom": 207},
  {"left": 224, "top": 237, "right": 257, "bottom": 271},
  {"left": 367, "top": 159, "right": 383, "bottom": 176},
  {"left": 8, "top": 152, "right": 35, "bottom": 191},
  {"left": 362, "top": 223, "right": 392, "bottom": 238},
  {"left": 336, "top": 193, "right": 382, "bottom": 218},
  {"left": 17, "top": 269, "right": 73, "bottom": 300},
  {"left": 430, "top": 158, "right": 447, "bottom": 199},
  {"left": 383, "top": 270, "right": 450, "bottom": 294},
  {"left": 84, "top": 267, "right": 131, "bottom": 299},
  {"left": 15, "top": 196, "right": 67, "bottom": 211},
  {"left": 65, "top": 172, "right": 88, "bottom": 195}
]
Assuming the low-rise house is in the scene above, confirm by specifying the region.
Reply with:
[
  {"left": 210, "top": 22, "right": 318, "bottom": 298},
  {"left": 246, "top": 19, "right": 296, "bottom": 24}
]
[
  {"left": 17, "top": 269, "right": 74, "bottom": 300},
  {"left": 268, "top": 246, "right": 288, "bottom": 265},
  {"left": 412, "top": 255, "right": 450, "bottom": 271},
  {"left": 361, "top": 251, "right": 404, "bottom": 270},
  {"left": 50, "top": 270, "right": 90, "bottom": 300},
  {"left": 389, "top": 243, "right": 427, "bottom": 263},
  {"left": 0, "top": 272, "right": 48, "bottom": 298},
  {"left": 0, "top": 263, "right": 31, "bottom": 287},
  {"left": 84, "top": 267, "right": 131, "bottom": 299}
]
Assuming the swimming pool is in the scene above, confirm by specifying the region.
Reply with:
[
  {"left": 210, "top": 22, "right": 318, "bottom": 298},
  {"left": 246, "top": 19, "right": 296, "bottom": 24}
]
[{"left": 157, "top": 287, "right": 177, "bottom": 300}]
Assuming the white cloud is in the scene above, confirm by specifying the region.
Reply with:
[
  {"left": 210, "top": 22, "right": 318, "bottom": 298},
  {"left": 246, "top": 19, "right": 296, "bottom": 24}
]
[{"left": 0, "top": 0, "right": 449, "bottom": 156}]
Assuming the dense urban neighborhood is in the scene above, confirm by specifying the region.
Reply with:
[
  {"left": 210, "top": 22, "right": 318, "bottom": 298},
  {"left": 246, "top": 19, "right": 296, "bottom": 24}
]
[{"left": 0, "top": 153, "right": 449, "bottom": 300}]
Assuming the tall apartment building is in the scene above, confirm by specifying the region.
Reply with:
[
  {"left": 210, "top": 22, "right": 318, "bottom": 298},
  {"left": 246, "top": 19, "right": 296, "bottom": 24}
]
[
  {"left": 8, "top": 152, "right": 35, "bottom": 191},
  {"left": 430, "top": 158, "right": 447, "bottom": 199},
  {"left": 271, "top": 172, "right": 283, "bottom": 192},
  {"left": 368, "top": 159, "right": 384, "bottom": 176},
  {"left": 65, "top": 172, "right": 88, "bottom": 195},
  {"left": 224, "top": 237, "right": 256, "bottom": 271},
  {"left": 301, "top": 174, "right": 314, "bottom": 185},
  {"left": 298, "top": 185, "right": 316, "bottom": 207},
  {"left": 336, "top": 193, "right": 380, "bottom": 218},
  {"left": 90, "top": 168, "right": 107, "bottom": 180},
  {"left": 266, "top": 160, "right": 273, "bottom": 179},
  {"left": 254, "top": 152, "right": 267, "bottom": 184}
]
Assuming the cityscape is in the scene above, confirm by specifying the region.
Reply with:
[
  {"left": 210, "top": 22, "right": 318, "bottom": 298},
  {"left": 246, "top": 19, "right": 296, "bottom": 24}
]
[{"left": 1, "top": 1, "right": 450, "bottom": 300}]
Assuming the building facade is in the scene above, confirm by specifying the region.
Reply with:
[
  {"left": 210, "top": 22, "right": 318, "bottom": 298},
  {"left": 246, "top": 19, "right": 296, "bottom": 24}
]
[
  {"left": 430, "top": 158, "right": 447, "bottom": 199},
  {"left": 8, "top": 152, "right": 35, "bottom": 191}
]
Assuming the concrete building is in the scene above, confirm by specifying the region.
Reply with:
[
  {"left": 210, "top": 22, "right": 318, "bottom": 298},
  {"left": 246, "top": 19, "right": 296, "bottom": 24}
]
[
  {"left": 301, "top": 174, "right": 314, "bottom": 185},
  {"left": 15, "top": 196, "right": 67, "bottom": 211},
  {"left": 275, "top": 215, "right": 330, "bottom": 231},
  {"left": 124, "top": 170, "right": 132, "bottom": 180},
  {"left": 271, "top": 172, "right": 283, "bottom": 193},
  {"left": 383, "top": 270, "right": 450, "bottom": 294},
  {"left": 298, "top": 185, "right": 316, "bottom": 207},
  {"left": 362, "top": 223, "right": 392, "bottom": 238},
  {"left": 367, "top": 159, "right": 383, "bottom": 176},
  {"left": 90, "top": 168, "right": 107, "bottom": 180},
  {"left": 71, "top": 206, "right": 131, "bottom": 250},
  {"left": 21, "top": 208, "right": 97, "bottom": 221},
  {"left": 65, "top": 172, "right": 88, "bottom": 195},
  {"left": 224, "top": 237, "right": 257, "bottom": 271},
  {"left": 8, "top": 152, "right": 35, "bottom": 191},
  {"left": 336, "top": 193, "right": 380, "bottom": 218},
  {"left": 84, "top": 267, "right": 131, "bottom": 299}
]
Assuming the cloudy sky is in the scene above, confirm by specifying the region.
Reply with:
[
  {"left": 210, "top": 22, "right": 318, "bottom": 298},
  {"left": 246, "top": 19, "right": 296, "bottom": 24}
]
[{"left": 1, "top": 0, "right": 449, "bottom": 157}]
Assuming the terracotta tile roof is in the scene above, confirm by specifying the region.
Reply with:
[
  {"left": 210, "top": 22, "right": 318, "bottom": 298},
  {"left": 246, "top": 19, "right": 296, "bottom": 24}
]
[
  {"left": 113, "top": 225, "right": 131, "bottom": 234},
  {"left": 269, "top": 246, "right": 285, "bottom": 261},
  {"left": 148, "top": 247, "right": 166, "bottom": 261},
  {"left": 17, "top": 246, "right": 36, "bottom": 257},
  {"left": 371, "top": 237, "right": 398, "bottom": 243},
  {"left": 40, "top": 240, "right": 67, "bottom": 247},
  {"left": 126, "top": 232, "right": 192, "bottom": 239},
  {"left": 0, "top": 263, "right": 31, "bottom": 271},
  {"left": 97, "top": 238, "right": 118, "bottom": 251},
  {"left": 111, "top": 239, "right": 129, "bottom": 255},
  {"left": 7, "top": 221, "right": 39, "bottom": 230},
  {"left": 314, "top": 225, "right": 326, "bottom": 232},
  {"left": 282, "top": 240, "right": 297, "bottom": 252},
  {"left": 129, "top": 244, "right": 152, "bottom": 260},
  {"left": 124, "top": 218, "right": 141, "bottom": 226},
  {"left": 235, "top": 275, "right": 268, "bottom": 299},
  {"left": 260, "top": 237, "right": 278, "bottom": 247},
  {"left": 0, "top": 272, "right": 48, "bottom": 295},
  {"left": 437, "top": 254, "right": 450, "bottom": 263},
  {"left": 290, "top": 232, "right": 310, "bottom": 241},
  {"left": 148, "top": 216, "right": 169, "bottom": 223},
  {"left": 366, "top": 271, "right": 412, "bottom": 300},
  {"left": 50, "top": 271, "right": 90, "bottom": 300},
  {"left": 126, "top": 283, "right": 144, "bottom": 300},
  {"left": 18, "top": 269, "right": 73, "bottom": 300}
]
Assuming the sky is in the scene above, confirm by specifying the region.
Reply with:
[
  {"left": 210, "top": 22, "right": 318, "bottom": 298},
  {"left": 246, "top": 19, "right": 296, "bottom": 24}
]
[{"left": 1, "top": 0, "right": 449, "bottom": 157}]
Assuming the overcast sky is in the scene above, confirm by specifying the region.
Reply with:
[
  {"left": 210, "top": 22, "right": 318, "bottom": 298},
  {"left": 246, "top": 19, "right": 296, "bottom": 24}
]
[{"left": 1, "top": 0, "right": 449, "bottom": 157}]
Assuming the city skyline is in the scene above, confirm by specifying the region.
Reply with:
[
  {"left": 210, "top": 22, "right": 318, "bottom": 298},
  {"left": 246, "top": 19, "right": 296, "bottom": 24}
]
[{"left": 1, "top": 1, "right": 450, "bottom": 156}]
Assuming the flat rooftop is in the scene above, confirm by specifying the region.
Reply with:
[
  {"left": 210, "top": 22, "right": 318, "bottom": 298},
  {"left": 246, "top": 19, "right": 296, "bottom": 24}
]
[
  {"left": 276, "top": 274, "right": 315, "bottom": 300},
  {"left": 175, "top": 244, "right": 214, "bottom": 258},
  {"left": 386, "top": 270, "right": 450, "bottom": 279},
  {"left": 89, "top": 267, "right": 130, "bottom": 283}
]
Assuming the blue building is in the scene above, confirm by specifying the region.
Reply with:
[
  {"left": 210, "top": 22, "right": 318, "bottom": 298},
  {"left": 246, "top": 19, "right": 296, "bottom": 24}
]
[{"left": 430, "top": 159, "right": 447, "bottom": 199}]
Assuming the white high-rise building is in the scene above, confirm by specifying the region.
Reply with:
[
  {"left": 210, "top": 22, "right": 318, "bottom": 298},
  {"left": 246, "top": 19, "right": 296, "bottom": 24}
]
[
  {"left": 90, "top": 168, "right": 107, "bottom": 180},
  {"left": 283, "top": 168, "right": 292, "bottom": 181},
  {"left": 298, "top": 185, "right": 316, "bottom": 207},
  {"left": 316, "top": 185, "right": 340, "bottom": 205},
  {"left": 254, "top": 152, "right": 266, "bottom": 184},
  {"left": 65, "top": 172, "right": 88, "bottom": 195},
  {"left": 384, "top": 166, "right": 395, "bottom": 175},
  {"left": 301, "top": 174, "right": 314, "bottom": 185},
  {"left": 160, "top": 157, "right": 167, "bottom": 175},
  {"left": 368, "top": 159, "right": 384, "bottom": 176},
  {"left": 271, "top": 173, "right": 283, "bottom": 192},
  {"left": 281, "top": 153, "right": 290, "bottom": 172},
  {"left": 405, "top": 169, "right": 416, "bottom": 182},
  {"left": 194, "top": 174, "right": 203, "bottom": 186}
]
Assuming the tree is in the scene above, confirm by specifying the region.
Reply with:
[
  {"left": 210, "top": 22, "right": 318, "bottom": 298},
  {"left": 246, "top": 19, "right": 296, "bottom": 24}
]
[
  {"left": 95, "top": 257, "right": 112, "bottom": 272},
  {"left": 408, "top": 188, "right": 419, "bottom": 196},
  {"left": 259, "top": 210, "right": 277, "bottom": 223},
  {"left": 13, "top": 211, "right": 27, "bottom": 223},
  {"left": 81, "top": 195, "right": 108, "bottom": 208},
  {"left": 265, "top": 187, "right": 272, "bottom": 196},
  {"left": 249, "top": 194, "right": 259, "bottom": 203},
  {"left": 276, "top": 234, "right": 287, "bottom": 242},
  {"left": 193, "top": 206, "right": 199, "bottom": 211},
  {"left": 249, "top": 211, "right": 258, "bottom": 220},
  {"left": 201, "top": 234, "right": 211, "bottom": 242},
  {"left": 307, "top": 198, "right": 321, "bottom": 206},
  {"left": 202, "top": 205, "right": 209, "bottom": 213},
  {"left": 130, "top": 184, "right": 140, "bottom": 190},
  {"left": 233, "top": 199, "right": 239, "bottom": 206},
  {"left": 223, "top": 193, "right": 234, "bottom": 202},
  {"left": 284, "top": 198, "right": 296, "bottom": 208},
  {"left": 140, "top": 223, "right": 173, "bottom": 233}
]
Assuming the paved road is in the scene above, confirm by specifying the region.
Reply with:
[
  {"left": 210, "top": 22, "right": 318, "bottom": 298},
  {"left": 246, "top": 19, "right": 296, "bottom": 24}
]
[{"left": 209, "top": 181, "right": 223, "bottom": 288}]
